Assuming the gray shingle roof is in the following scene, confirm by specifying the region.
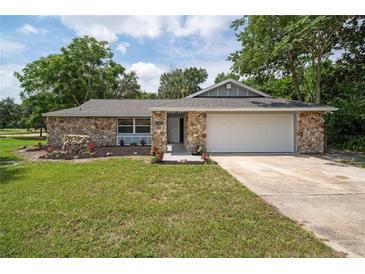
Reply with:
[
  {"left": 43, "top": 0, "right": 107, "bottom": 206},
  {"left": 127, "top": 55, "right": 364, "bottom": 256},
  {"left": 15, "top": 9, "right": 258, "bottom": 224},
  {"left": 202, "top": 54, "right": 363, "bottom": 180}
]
[
  {"left": 42, "top": 99, "right": 177, "bottom": 117},
  {"left": 43, "top": 98, "right": 336, "bottom": 117},
  {"left": 152, "top": 97, "right": 328, "bottom": 108}
]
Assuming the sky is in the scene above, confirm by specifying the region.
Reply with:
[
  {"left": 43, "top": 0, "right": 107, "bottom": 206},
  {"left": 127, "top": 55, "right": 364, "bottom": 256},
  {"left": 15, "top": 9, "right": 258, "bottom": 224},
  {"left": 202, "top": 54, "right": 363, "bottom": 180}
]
[{"left": 0, "top": 15, "right": 241, "bottom": 101}]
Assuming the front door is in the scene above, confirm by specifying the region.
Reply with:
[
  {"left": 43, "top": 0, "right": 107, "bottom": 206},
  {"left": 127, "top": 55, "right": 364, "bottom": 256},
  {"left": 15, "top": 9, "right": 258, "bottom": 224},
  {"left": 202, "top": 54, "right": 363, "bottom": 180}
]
[{"left": 168, "top": 117, "right": 180, "bottom": 143}]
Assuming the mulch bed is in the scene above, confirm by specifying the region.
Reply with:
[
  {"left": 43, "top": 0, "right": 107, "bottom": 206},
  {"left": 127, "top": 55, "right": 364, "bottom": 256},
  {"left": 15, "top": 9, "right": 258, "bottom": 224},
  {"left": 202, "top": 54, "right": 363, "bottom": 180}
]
[{"left": 38, "top": 146, "right": 151, "bottom": 160}]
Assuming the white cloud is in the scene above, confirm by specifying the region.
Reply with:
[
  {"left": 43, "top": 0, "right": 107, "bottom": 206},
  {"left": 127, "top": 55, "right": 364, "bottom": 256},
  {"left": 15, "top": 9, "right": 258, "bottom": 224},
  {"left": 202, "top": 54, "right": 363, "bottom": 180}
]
[
  {"left": 166, "top": 16, "right": 233, "bottom": 38},
  {"left": 17, "top": 24, "right": 47, "bottom": 35},
  {"left": 115, "top": 41, "right": 130, "bottom": 54},
  {"left": 0, "top": 39, "right": 26, "bottom": 58},
  {"left": 60, "top": 16, "right": 163, "bottom": 42},
  {"left": 128, "top": 62, "right": 166, "bottom": 92},
  {"left": 0, "top": 64, "right": 23, "bottom": 102},
  {"left": 59, "top": 16, "right": 236, "bottom": 43}
]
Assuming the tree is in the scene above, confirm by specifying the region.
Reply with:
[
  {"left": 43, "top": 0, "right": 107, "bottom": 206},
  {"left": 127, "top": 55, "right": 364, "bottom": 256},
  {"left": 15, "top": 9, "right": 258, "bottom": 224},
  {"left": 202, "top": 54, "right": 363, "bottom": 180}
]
[
  {"left": 0, "top": 97, "right": 20, "bottom": 129},
  {"left": 230, "top": 16, "right": 307, "bottom": 101},
  {"left": 230, "top": 16, "right": 350, "bottom": 103},
  {"left": 158, "top": 67, "right": 208, "bottom": 98},
  {"left": 106, "top": 71, "right": 142, "bottom": 99},
  {"left": 279, "top": 16, "right": 347, "bottom": 104},
  {"left": 20, "top": 93, "right": 61, "bottom": 136},
  {"left": 214, "top": 72, "right": 240, "bottom": 83},
  {"left": 15, "top": 36, "right": 141, "bottom": 107}
]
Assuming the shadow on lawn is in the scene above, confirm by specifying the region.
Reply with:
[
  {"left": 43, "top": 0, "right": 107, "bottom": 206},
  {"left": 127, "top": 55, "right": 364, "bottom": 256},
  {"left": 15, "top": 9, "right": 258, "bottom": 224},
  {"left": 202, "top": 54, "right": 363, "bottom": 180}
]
[{"left": 0, "top": 156, "right": 26, "bottom": 184}]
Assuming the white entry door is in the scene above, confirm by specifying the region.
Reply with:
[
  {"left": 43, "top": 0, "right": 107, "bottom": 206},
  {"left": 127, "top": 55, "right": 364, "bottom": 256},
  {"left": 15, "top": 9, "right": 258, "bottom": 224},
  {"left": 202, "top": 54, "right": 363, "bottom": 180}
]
[
  {"left": 207, "top": 113, "right": 295, "bottom": 153},
  {"left": 168, "top": 117, "right": 180, "bottom": 143}
]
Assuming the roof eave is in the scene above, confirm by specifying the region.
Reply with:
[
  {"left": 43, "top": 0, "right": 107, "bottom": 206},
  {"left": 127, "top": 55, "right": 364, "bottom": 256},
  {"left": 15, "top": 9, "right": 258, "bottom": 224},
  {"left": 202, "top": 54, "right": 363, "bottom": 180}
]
[{"left": 149, "top": 107, "right": 338, "bottom": 112}]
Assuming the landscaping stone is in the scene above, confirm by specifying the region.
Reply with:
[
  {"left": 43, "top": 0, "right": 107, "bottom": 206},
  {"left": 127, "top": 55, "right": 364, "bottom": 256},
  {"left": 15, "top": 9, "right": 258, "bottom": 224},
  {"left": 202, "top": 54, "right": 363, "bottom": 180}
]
[{"left": 62, "top": 134, "right": 90, "bottom": 155}]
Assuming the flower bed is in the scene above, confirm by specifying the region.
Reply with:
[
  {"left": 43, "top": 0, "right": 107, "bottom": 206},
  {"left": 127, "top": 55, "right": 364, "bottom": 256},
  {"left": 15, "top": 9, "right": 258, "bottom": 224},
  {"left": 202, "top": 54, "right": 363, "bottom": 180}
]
[{"left": 40, "top": 145, "right": 151, "bottom": 160}]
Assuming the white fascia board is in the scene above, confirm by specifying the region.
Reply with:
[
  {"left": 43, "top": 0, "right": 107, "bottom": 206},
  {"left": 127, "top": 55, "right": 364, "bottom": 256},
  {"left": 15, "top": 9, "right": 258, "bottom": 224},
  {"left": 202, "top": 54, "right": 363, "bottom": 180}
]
[
  {"left": 149, "top": 107, "right": 338, "bottom": 112},
  {"left": 43, "top": 114, "right": 151, "bottom": 117}
]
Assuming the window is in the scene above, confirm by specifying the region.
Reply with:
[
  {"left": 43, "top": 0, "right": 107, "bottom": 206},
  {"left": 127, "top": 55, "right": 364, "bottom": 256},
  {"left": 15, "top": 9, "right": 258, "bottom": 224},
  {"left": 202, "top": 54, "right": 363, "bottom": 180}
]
[
  {"left": 118, "top": 118, "right": 133, "bottom": 133},
  {"left": 117, "top": 118, "right": 151, "bottom": 134},
  {"left": 135, "top": 118, "right": 151, "bottom": 133}
]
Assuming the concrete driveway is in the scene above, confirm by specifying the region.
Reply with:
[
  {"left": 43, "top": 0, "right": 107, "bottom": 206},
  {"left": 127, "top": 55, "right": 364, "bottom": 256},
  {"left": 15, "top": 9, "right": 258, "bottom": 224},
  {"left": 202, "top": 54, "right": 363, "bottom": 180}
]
[{"left": 213, "top": 155, "right": 365, "bottom": 257}]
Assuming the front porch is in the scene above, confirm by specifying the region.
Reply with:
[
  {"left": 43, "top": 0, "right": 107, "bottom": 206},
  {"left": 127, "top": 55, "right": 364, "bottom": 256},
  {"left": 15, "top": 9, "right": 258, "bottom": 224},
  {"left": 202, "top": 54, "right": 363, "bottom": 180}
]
[
  {"left": 151, "top": 111, "right": 207, "bottom": 154},
  {"left": 162, "top": 143, "right": 204, "bottom": 163}
]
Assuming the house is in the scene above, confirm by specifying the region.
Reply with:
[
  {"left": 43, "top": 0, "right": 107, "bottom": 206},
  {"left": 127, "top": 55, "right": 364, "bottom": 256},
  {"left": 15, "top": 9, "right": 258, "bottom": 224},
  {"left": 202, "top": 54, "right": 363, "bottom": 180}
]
[{"left": 43, "top": 79, "right": 336, "bottom": 153}]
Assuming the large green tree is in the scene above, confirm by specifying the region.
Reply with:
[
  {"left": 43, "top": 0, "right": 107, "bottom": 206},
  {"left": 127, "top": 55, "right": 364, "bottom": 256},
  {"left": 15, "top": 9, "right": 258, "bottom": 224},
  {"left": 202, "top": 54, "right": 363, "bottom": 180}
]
[
  {"left": 230, "top": 16, "right": 306, "bottom": 101},
  {"left": 158, "top": 67, "right": 208, "bottom": 98},
  {"left": 230, "top": 16, "right": 349, "bottom": 103},
  {"left": 15, "top": 36, "right": 141, "bottom": 107}
]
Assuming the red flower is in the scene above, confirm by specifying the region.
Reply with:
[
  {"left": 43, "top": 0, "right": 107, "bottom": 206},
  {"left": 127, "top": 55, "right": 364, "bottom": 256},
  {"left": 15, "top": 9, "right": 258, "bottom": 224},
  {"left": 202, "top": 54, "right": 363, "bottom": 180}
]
[{"left": 87, "top": 143, "right": 95, "bottom": 153}]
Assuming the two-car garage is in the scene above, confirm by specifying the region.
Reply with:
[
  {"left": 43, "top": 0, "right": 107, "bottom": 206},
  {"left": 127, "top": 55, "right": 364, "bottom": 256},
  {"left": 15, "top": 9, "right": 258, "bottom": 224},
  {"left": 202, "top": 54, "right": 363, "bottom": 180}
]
[{"left": 206, "top": 113, "right": 295, "bottom": 153}]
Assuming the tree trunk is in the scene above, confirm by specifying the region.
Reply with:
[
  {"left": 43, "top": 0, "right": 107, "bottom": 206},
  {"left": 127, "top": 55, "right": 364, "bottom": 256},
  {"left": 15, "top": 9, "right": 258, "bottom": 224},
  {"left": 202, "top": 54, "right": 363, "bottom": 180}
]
[
  {"left": 315, "top": 54, "right": 322, "bottom": 104},
  {"left": 40, "top": 127, "right": 43, "bottom": 137},
  {"left": 288, "top": 52, "right": 302, "bottom": 101}
]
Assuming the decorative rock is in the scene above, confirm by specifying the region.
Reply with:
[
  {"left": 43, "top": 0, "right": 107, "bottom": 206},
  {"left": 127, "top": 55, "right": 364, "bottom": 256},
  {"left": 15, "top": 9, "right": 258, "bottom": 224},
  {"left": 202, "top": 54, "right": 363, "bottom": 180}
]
[
  {"left": 106, "top": 152, "right": 113, "bottom": 156},
  {"left": 62, "top": 134, "right": 90, "bottom": 155}
]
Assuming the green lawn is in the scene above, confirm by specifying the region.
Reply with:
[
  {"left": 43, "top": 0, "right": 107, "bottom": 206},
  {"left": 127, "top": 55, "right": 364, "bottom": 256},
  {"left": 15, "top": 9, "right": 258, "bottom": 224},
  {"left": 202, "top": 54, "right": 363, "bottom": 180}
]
[
  {"left": 0, "top": 138, "right": 339, "bottom": 257},
  {"left": 0, "top": 128, "right": 41, "bottom": 135}
]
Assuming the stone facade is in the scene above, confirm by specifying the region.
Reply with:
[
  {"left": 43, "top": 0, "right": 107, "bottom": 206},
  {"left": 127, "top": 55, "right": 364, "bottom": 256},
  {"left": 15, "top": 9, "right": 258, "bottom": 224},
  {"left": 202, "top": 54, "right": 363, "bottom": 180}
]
[
  {"left": 151, "top": 111, "right": 167, "bottom": 152},
  {"left": 296, "top": 111, "right": 325, "bottom": 153},
  {"left": 47, "top": 117, "right": 117, "bottom": 147},
  {"left": 184, "top": 111, "right": 207, "bottom": 152}
]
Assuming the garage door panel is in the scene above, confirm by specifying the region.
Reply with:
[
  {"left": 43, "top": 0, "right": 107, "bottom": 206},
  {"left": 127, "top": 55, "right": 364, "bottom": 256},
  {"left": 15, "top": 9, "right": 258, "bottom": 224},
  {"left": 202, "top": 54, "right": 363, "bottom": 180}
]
[{"left": 207, "top": 114, "right": 294, "bottom": 153}]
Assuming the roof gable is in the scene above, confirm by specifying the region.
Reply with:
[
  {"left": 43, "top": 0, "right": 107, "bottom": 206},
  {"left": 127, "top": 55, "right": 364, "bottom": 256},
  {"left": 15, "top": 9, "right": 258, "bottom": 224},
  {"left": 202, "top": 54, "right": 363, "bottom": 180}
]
[{"left": 185, "top": 79, "right": 272, "bottom": 98}]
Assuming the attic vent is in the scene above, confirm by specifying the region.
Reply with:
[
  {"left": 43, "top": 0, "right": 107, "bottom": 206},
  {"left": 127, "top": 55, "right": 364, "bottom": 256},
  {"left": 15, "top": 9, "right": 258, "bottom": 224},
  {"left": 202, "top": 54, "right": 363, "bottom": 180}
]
[{"left": 226, "top": 83, "right": 231, "bottom": 89}]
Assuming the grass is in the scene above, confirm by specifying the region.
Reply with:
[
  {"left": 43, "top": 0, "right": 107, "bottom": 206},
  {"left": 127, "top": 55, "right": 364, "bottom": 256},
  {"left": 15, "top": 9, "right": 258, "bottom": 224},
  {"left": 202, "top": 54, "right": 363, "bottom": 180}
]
[
  {"left": 0, "top": 138, "right": 339, "bottom": 257},
  {"left": 0, "top": 128, "right": 41, "bottom": 136}
]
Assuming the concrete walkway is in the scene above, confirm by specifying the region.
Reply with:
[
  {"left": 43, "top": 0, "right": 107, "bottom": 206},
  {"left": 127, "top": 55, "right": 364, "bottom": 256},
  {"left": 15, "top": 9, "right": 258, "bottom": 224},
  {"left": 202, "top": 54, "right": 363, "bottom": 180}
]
[
  {"left": 213, "top": 155, "right": 365, "bottom": 257},
  {"left": 163, "top": 143, "right": 203, "bottom": 163}
]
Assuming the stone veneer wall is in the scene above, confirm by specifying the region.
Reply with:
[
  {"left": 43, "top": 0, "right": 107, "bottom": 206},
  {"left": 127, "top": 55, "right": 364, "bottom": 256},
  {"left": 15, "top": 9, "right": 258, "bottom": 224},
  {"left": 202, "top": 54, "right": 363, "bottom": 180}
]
[
  {"left": 47, "top": 117, "right": 117, "bottom": 147},
  {"left": 184, "top": 112, "right": 207, "bottom": 152},
  {"left": 151, "top": 111, "right": 167, "bottom": 152},
  {"left": 296, "top": 111, "right": 325, "bottom": 153}
]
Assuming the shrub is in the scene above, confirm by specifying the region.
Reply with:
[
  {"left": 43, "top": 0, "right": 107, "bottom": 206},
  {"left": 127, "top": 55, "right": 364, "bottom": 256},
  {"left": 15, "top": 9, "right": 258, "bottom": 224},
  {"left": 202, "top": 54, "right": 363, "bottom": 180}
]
[
  {"left": 201, "top": 152, "right": 210, "bottom": 163},
  {"left": 140, "top": 139, "right": 146, "bottom": 146},
  {"left": 87, "top": 143, "right": 95, "bottom": 153},
  {"left": 119, "top": 139, "right": 124, "bottom": 146},
  {"left": 151, "top": 145, "right": 164, "bottom": 163},
  {"left": 191, "top": 145, "right": 206, "bottom": 156},
  {"left": 336, "top": 136, "right": 365, "bottom": 152},
  {"left": 130, "top": 142, "right": 138, "bottom": 147},
  {"left": 150, "top": 155, "right": 158, "bottom": 164},
  {"left": 46, "top": 145, "right": 54, "bottom": 153}
]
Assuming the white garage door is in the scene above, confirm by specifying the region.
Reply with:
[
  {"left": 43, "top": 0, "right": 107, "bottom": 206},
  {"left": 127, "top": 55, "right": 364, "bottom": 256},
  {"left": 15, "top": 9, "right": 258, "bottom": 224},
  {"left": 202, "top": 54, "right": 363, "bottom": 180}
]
[{"left": 207, "top": 113, "right": 295, "bottom": 153}]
